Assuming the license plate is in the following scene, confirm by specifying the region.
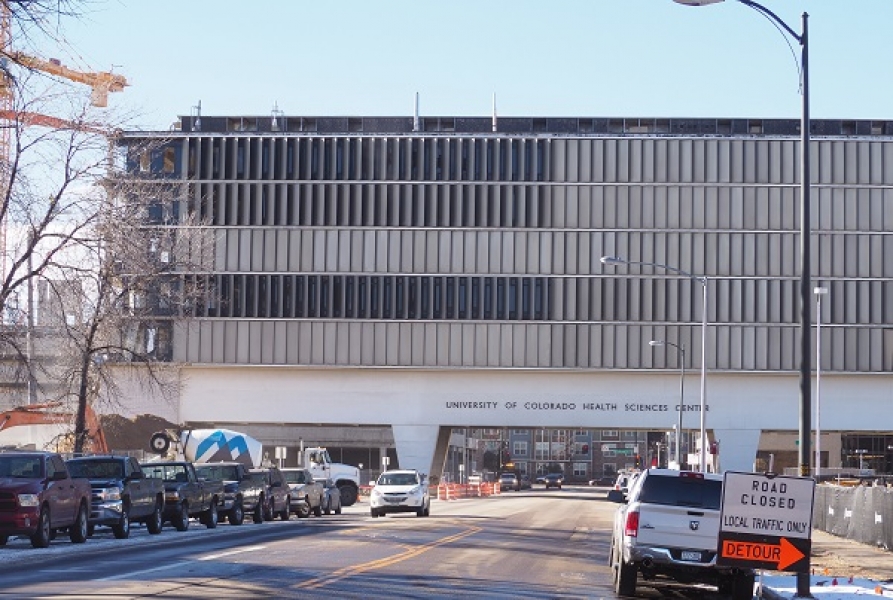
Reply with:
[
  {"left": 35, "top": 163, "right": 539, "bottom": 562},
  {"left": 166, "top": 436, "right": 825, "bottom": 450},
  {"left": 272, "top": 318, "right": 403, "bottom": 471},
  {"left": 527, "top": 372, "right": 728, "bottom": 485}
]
[{"left": 681, "top": 551, "right": 702, "bottom": 562}]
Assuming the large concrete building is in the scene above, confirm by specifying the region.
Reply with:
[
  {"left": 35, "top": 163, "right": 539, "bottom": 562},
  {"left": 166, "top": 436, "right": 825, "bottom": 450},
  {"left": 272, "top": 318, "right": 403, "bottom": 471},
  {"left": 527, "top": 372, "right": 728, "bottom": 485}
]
[{"left": 116, "top": 114, "right": 893, "bottom": 479}]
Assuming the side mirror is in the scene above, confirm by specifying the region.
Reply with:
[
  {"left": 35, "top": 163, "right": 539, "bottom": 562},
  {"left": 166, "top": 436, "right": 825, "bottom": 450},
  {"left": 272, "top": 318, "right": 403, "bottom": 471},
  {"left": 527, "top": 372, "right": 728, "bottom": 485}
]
[
  {"left": 271, "top": 480, "right": 281, "bottom": 488},
  {"left": 606, "top": 489, "right": 627, "bottom": 503},
  {"left": 129, "top": 471, "right": 145, "bottom": 480}
]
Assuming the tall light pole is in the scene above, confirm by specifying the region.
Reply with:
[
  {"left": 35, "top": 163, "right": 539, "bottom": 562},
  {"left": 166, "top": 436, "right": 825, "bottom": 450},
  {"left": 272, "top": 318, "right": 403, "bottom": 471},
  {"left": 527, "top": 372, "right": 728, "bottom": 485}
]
[
  {"left": 650, "top": 340, "right": 686, "bottom": 470},
  {"left": 672, "top": 1, "right": 811, "bottom": 595},
  {"left": 814, "top": 286, "right": 828, "bottom": 481},
  {"left": 601, "top": 256, "right": 709, "bottom": 473}
]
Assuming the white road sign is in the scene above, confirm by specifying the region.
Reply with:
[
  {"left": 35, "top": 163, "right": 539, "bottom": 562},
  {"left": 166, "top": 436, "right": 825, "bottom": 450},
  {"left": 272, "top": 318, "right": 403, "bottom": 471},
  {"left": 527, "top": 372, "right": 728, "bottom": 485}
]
[{"left": 720, "top": 471, "right": 815, "bottom": 539}]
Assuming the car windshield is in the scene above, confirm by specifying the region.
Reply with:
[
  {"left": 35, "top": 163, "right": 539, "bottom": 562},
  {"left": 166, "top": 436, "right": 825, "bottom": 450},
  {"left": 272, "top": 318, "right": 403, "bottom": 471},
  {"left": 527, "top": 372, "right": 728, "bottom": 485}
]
[
  {"left": 67, "top": 460, "right": 123, "bottom": 479},
  {"left": 283, "top": 470, "right": 308, "bottom": 484},
  {"left": 142, "top": 464, "right": 189, "bottom": 483},
  {"left": 637, "top": 474, "right": 723, "bottom": 510},
  {"left": 195, "top": 464, "right": 240, "bottom": 481},
  {"left": 378, "top": 473, "right": 418, "bottom": 486},
  {"left": 0, "top": 456, "right": 43, "bottom": 478}
]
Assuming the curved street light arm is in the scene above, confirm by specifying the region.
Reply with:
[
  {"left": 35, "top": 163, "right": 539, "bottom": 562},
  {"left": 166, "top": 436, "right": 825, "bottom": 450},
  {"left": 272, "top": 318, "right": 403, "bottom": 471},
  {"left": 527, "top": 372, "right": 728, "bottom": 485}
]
[
  {"left": 737, "top": 0, "right": 802, "bottom": 43},
  {"left": 601, "top": 256, "right": 707, "bottom": 286}
]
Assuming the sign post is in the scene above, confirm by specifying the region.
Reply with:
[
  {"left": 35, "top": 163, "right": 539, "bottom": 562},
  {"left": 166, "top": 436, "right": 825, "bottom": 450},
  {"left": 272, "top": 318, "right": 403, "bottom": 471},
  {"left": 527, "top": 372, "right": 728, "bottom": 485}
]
[{"left": 717, "top": 472, "right": 816, "bottom": 573}]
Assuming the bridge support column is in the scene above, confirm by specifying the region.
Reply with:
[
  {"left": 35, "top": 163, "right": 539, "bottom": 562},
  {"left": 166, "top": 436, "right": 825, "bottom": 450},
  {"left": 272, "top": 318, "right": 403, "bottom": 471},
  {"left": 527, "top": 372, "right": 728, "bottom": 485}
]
[
  {"left": 392, "top": 425, "right": 449, "bottom": 480},
  {"left": 711, "top": 428, "right": 761, "bottom": 474}
]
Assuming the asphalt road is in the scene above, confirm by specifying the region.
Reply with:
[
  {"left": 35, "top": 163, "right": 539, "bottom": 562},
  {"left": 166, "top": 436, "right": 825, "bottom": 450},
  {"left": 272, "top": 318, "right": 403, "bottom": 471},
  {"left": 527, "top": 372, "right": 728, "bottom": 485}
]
[{"left": 0, "top": 486, "right": 741, "bottom": 599}]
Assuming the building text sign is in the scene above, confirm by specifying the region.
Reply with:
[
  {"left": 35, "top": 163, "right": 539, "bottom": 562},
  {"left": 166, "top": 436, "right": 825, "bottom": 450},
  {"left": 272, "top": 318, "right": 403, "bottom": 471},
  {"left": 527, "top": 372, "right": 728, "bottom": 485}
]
[{"left": 717, "top": 471, "right": 815, "bottom": 573}]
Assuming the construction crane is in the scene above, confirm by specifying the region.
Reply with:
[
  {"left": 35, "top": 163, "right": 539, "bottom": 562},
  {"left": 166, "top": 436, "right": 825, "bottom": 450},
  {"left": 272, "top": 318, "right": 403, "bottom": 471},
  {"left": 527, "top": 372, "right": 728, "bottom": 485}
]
[{"left": 0, "top": 1, "right": 128, "bottom": 280}]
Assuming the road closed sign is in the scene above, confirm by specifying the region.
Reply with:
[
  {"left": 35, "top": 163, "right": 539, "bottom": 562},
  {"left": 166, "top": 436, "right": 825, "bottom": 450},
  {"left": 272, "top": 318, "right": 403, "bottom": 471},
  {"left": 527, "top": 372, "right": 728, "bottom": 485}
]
[{"left": 717, "top": 471, "right": 815, "bottom": 573}]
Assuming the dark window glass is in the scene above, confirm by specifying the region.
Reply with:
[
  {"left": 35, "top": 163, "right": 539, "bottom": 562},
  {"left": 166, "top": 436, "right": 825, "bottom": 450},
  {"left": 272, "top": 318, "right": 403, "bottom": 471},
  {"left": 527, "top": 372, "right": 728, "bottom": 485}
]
[{"left": 636, "top": 474, "right": 723, "bottom": 510}]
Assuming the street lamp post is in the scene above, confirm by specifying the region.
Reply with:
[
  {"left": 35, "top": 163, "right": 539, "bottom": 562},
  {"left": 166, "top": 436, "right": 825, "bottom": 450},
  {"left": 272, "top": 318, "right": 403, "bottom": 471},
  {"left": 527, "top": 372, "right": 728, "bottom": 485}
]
[
  {"left": 672, "top": 1, "right": 811, "bottom": 595},
  {"left": 814, "top": 286, "right": 828, "bottom": 481},
  {"left": 650, "top": 340, "right": 686, "bottom": 470},
  {"left": 601, "top": 256, "right": 709, "bottom": 473}
]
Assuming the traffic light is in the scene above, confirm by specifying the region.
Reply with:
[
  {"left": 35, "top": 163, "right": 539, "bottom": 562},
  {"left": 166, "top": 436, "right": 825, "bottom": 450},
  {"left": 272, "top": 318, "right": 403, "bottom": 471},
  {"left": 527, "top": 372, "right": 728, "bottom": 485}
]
[{"left": 634, "top": 454, "right": 641, "bottom": 468}]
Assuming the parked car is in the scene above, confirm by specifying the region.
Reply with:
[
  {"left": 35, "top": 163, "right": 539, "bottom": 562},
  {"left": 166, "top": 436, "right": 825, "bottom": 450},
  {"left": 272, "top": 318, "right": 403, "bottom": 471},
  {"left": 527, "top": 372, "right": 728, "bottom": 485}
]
[
  {"left": 194, "top": 462, "right": 265, "bottom": 525},
  {"left": 281, "top": 468, "right": 324, "bottom": 518},
  {"left": 322, "top": 479, "right": 342, "bottom": 515},
  {"left": 0, "top": 451, "right": 91, "bottom": 548},
  {"left": 370, "top": 469, "right": 430, "bottom": 518},
  {"left": 249, "top": 467, "right": 291, "bottom": 521},
  {"left": 519, "top": 475, "right": 532, "bottom": 490},
  {"left": 611, "top": 470, "right": 641, "bottom": 499},
  {"left": 608, "top": 468, "right": 754, "bottom": 599},
  {"left": 543, "top": 472, "right": 564, "bottom": 489},
  {"left": 140, "top": 461, "right": 223, "bottom": 531},
  {"left": 66, "top": 455, "right": 164, "bottom": 538}
]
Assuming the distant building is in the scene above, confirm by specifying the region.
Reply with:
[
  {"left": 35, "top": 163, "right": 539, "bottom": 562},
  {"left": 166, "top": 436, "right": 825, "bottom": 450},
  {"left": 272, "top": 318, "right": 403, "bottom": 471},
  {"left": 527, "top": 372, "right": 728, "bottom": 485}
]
[{"left": 114, "top": 115, "right": 893, "bottom": 477}]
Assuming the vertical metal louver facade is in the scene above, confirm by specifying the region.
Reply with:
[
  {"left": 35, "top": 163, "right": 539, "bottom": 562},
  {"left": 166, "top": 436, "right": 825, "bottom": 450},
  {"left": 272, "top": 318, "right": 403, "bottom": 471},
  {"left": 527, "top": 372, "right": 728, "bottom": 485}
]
[{"left": 120, "top": 116, "right": 893, "bottom": 374}]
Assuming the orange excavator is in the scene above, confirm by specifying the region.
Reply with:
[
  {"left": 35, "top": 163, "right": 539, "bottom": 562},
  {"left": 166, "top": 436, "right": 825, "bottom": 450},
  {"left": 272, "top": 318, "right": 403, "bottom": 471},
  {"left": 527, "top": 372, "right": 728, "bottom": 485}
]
[{"left": 0, "top": 402, "right": 109, "bottom": 454}]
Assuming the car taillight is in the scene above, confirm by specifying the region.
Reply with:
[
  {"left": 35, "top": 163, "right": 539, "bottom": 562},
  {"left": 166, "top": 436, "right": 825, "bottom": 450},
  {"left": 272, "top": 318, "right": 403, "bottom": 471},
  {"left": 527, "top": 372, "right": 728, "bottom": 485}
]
[
  {"left": 679, "top": 471, "right": 704, "bottom": 480},
  {"left": 624, "top": 510, "right": 640, "bottom": 537}
]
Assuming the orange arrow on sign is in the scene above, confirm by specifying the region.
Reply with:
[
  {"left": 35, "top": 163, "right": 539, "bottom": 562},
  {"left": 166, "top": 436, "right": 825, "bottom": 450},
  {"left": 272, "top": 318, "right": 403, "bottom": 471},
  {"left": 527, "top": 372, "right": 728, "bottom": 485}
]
[{"left": 721, "top": 537, "right": 806, "bottom": 571}]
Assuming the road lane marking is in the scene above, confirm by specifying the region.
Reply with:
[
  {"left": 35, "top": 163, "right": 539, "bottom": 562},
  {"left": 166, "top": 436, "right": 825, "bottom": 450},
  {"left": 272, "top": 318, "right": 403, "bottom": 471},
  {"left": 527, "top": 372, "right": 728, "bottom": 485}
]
[
  {"left": 199, "top": 545, "right": 266, "bottom": 561},
  {"left": 296, "top": 526, "right": 481, "bottom": 590},
  {"left": 97, "top": 562, "right": 191, "bottom": 581},
  {"left": 96, "top": 545, "right": 266, "bottom": 581}
]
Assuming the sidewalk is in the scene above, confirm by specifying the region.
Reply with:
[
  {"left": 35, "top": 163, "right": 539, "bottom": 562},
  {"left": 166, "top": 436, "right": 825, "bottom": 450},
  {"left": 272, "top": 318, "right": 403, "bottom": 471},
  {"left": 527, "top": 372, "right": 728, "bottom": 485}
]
[{"left": 760, "top": 529, "right": 893, "bottom": 598}]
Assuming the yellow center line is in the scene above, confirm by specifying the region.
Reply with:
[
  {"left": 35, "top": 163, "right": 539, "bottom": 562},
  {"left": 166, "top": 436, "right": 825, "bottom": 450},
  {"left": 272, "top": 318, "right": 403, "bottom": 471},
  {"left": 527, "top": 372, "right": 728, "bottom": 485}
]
[{"left": 296, "top": 525, "right": 481, "bottom": 590}]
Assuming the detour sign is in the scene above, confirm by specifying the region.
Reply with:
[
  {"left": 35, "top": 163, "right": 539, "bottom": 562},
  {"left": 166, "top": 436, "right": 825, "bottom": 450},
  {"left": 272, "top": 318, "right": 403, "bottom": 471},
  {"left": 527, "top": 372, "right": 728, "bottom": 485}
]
[{"left": 717, "top": 472, "right": 815, "bottom": 573}]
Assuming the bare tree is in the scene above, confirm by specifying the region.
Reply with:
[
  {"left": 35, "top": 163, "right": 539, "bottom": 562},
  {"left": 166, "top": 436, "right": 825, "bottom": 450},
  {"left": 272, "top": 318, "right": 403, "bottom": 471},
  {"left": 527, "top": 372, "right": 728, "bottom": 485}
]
[{"left": 39, "top": 141, "right": 212, "bottom": 453}]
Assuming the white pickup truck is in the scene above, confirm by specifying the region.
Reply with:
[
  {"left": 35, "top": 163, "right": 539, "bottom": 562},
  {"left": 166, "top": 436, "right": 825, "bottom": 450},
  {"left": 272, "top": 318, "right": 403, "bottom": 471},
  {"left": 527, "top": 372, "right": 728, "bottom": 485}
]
[{"left": 608, "top": 469, "right": 755, "bottom": 599}]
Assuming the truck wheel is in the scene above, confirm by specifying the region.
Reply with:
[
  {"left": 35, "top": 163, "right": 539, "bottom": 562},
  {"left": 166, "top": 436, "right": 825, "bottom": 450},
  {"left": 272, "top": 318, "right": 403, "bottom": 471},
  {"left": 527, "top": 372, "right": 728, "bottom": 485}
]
[
  {"left": 112, "top": 503, "right": 131, "bottom": 539},
  {"left": 30, "top": 506, "right": 51, "bottom": 548},
  {"left": 614, "top": 555, "right": 637, "bottom": 597},
  {"left": 228, "top": 499, "right": 244, "bottom": 526},
  {"left": 203, "top": 499, "right": 218, "bottom": 529},
  {"left": 253, "top": 496, "right": 264, "bottom": 524},
  {"left": 173, "top": 502, "right": 190, "bottom": 531},
  {"left": 263, "top": 497, "right": 274, "bottom": 522},
  {"left": 312, "top": 501, "right": 322, "bottom": 517},
  {"left": 296, "top": 499, "right": 310, "bottom": 518},
  {"left": 323, "top": 497, "right": 331, "bottom": 516},
  {"left": 339, "top": 484, "right": 358, "bottom": 507},
  {"left": 146, "top": 500, "right": 163, "bottom": 534},
  {"left": 335, "top": 502, "right": 341, "bottom": 515},
  {"left": 279, "top": 499, "right": 290, "bottom": 521},
  {"left": 70, "top": 502, "right": 88, "bottom": 544}
]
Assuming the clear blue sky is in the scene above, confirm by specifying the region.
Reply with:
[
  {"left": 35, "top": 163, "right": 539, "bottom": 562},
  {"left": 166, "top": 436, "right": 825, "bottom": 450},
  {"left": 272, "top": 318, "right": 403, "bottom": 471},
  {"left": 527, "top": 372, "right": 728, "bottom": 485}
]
[{"left": 44, "top": 1, "right": 893, "bottom": 130}]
